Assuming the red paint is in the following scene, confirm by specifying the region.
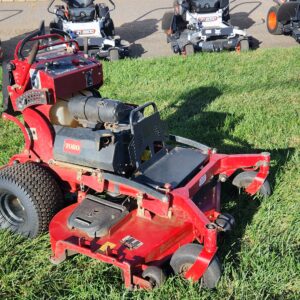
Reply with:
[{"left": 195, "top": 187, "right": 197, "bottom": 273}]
[{"left": 1, "top": 31, "right": 271, "bottom": 290}]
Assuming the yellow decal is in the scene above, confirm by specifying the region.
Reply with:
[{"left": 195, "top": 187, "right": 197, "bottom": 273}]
[
  {"left": 99, "top": 242, "right": 116, "bottom": 252},
  {"left": 141, "top": 150, "right": 151, "bottom": 162}
]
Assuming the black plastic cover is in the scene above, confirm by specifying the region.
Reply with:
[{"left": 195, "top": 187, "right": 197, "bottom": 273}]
[
  {"left": 53, "top": 126, "right": 132, "bottom": 173},
  {"left": 278, "top": 2, "right": 300, "bottom": 23},
  {"left": 129, "top": 110, "right": 167, "bottom": 170},
  {"left": 68, "top": 195, "right": 128, "bottom": 238},
  {"left": 189, "top": 0, "right": 229, "bottom": 13},
  {"left": 63, "top": 0, "right": 94, "bottom": 8},
  {"left": 68, "top": 7, "right": 96, "bottom": 22},
  {"left": 135, "top": 147, "right": 208, "bottom": 189}
]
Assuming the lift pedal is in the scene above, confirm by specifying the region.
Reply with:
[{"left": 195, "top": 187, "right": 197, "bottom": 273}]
[{"left": 68, "top": 195, "right": 128, "bottom": 238}]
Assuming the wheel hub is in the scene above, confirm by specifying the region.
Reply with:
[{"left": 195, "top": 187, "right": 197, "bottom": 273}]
[
  {"left": 268, "top": 11, "right": 277, "bottom": 30},
  {"left": 0, "top": 191, "right": 26, "bottom": 225},
  {"left": 179, "top": 263, "right": 192, "bottom": 276}
]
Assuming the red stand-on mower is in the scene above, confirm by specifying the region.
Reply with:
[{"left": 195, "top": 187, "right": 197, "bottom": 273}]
[
  {"left": 0, "top": 25, "right": 271, "bottom": 290},
  {"left": 267, "top": 0, "right": 300, "bottom": 42}
]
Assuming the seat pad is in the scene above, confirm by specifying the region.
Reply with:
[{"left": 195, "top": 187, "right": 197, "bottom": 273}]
[{"left": 134, "top": 147, "right": 208, "bottom": 189}]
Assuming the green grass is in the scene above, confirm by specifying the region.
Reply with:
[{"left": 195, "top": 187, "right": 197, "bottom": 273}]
[{"left": 0, "top": 48, "right": 300, "bottom": 300}]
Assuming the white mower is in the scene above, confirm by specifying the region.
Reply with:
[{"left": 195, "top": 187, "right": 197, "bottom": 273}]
[
  {"left": 162, "top": 0, "right": 250, "bottom": 55},
  {"left": 48, "top": 0, "right": 129, "bottom": 60}
]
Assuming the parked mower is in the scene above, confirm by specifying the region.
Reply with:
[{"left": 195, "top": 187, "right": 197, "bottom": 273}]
[
  {"left": 0, "top": 25, "right": 271, "bottom": 290},
  {"left": 267, "top": 0, "right": 300, "bottom": 42},
  {"left": 162, "top": 0, "right": 249, "bottom": 55},
  {"left": 48, "top": 0, "right": 129, "bottom": 60}
]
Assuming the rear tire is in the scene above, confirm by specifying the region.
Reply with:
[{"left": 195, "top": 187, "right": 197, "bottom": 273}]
[
  {"left": 0, "top": 163, "right": 63, "bottom": 238},
  {"left": 109, "top": 48, "right": 120, "bottom": 61},
  {"left": 267, "top": 6, "right": 283, "bottom": 35},
  {"left": 170, "top": 243, "right": 221, "bottom": 289}
]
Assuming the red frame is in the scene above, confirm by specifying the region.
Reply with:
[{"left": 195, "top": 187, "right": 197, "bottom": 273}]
[{"left": 1, "top": 34, "right": 271, "bottom": 290}]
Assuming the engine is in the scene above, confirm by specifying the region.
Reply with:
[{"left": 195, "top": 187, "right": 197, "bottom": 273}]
[
  {"left": 5, "top": 32, "right": 134, "bottom": 175},
  {"left": 52, "top": 93, "right": 136, "bottom": 174},
  {"left": 22, "top": 49, "right": 136, "bottom": 174},
  {"left": 189, "top": 0, "right": 229, "bottom": 13},
  {"left": 60, "top": 0, "right": 111, "bottom": 23},
  {"left": 62, "top": 0, "right": 95, "bottom": 8}
]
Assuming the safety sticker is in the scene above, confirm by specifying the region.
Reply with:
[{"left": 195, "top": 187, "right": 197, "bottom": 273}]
[
  {"left": 99, "top": 242, "right": 116, "bottom": 252},
  {"left": 121, "top": 235, "right": 143, "bottom": 250}
]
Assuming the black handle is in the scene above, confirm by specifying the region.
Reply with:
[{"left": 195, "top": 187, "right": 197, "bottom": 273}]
[
  {"left": 109, "top": 0, "right": 116, "bottom": 11},
  {"left": 18, "top": 30, "right": 40, "bottom": 60},
  {"left": 47, "top": 0, "right": 56, "bottom": 15},
  {"left": 18, "top": 21, "right": 46, "bottom": 60},
  {"left": 27, "top": 41, "right": 40, "bottom": 65},
  {"left": 129, "top": 102, "right": 158, "bottom": 132},
  {"left": 50, "top": 28, "right": 72, "bottom": 40}
]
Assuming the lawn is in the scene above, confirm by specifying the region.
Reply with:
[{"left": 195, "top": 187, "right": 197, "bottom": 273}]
[{"left": 0, "top": 48, "right": 299, "bottom": 300}]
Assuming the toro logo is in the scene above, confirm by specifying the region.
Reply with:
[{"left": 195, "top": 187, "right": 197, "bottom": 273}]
[{"left": 63, "top": 139, "right": 81, "bottom": 155}]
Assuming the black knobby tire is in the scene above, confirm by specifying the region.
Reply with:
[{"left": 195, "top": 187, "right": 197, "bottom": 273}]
[
  {"left": 267, "top": 6, "right": 283, "bottom": 35},
  {"left": 0, "top": 163, "right": 63, "bottom": 238},
  {"left": 232, "top": 171, "right": 271, "bottom": 197},
  {"left": 109, "top": 49, "right": 120, "bottom": 61},
  {"left": 142, "top": 266, "right": 166, "bottom": 288},
  {"left": 170, "top": 243, "right": 221, "bottom": 289}
]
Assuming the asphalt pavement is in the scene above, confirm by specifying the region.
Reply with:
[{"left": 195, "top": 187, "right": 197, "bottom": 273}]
[{"left": 0, "top": 0, "right": 297, "bottom": 60}]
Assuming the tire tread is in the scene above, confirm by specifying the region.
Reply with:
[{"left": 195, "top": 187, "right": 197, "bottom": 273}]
[{"left": 0, "top": 163, "right": 63, "bottom": 236}]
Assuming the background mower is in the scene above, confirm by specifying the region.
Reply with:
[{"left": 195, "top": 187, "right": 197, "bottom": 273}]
[
  {"left": 48, "top": 0, "right": 129, "bottom": 60},
  {"left": 0, "top": 24, "right": 271, "bottom": 290},
  {"left": 267, "top": 0, "right": 300, "bottom": 42},
  {"left": 162, "top": 0, "right": 250, "bottom": 55}
]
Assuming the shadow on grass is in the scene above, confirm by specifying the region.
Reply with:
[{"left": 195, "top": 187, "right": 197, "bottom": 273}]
[{"left": 165, "top": 86, "right": 295, "bottom": 266}]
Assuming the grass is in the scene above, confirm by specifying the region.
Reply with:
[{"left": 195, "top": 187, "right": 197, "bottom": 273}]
[{"left": 0, "top": 47, "right": 300, "bottom": 300}]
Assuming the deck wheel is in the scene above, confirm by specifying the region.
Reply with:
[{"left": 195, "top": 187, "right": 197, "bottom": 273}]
[
  {"left": 232, "top": 171, "right": 271, "bottom": 197},
  {"left": 170, "top": 243, "right": 221, "bottom": 289},
  {"left": 184, "top": 44, "right": 195, "bottom": 56},
  {"left": 236, "top": 39, "right": 249, "bottom": 52},
  {"left": 142, "top": 266, "right": 166, "bottom": 288},
  {"left": 109, "top": 48, "right": 120, "bottom": 61}
]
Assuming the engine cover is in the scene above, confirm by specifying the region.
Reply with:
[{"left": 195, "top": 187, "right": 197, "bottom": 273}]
[
  {"left": 190, "top": 0, "right": 228, "bottom": 13},
  {"left": 68, "top": 95, "right": 134, "bottom": 128},
  {"left": 53, "top": 126, "right": 132, "bottom": 174},
  {"left": 68, "top": 7, "right": 96, "bottom": 22}
]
